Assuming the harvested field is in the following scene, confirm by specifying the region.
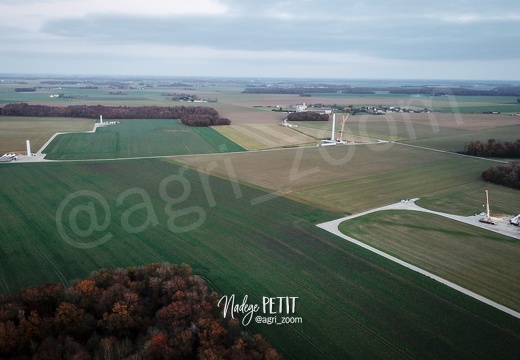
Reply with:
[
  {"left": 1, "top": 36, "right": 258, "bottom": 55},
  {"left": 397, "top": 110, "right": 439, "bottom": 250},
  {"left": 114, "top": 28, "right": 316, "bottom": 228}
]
[
  {"left": 290, "top": 153, "right": 511, "bottom": 214},
  {"left": 216, "top": 106, "right": 287, "bottom": 125},
  {"left": 352, "top": 112, "right": 520, "bottom": 131},
  {"left": 212, "top": 126, "right": 267, "bottom": 150},
  {"left": 213, "top": 124, "right": 316, "bottom": 150},
  {"left": 339, "top": 113, "right": 520, "bottom": 148},
  {"left": 293, "top": 123, "right": 375, "bottom": 143},
  {"left": 0, "top": 117, "right": 94, "bottom": 153},
  {"left": 172, "top": 143, "right": 462, "bottom": 193},
  {"left": 173, "top": 143, "right": 519, "bottom": 215}
]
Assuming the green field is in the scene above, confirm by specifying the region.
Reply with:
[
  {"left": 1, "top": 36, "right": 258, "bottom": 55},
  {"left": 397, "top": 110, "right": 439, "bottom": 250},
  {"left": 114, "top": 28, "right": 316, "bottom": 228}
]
[
  {"left": 339, "top": 211, "right": 520, "bottom": 312},
  {"left": 0, "top": 83, "right": 171, "bottom": 106},
  {"left": 0, "top": 160, "right": 519, "bottom": 359},
  {"left": 43, "top": 119, "right": 244, "bottom": 159},
  {"left": 430, "top": 96, "right": 520, "bottom": 114},
  {"left": 2, "top": 79, "right": 520, "bottom": 359}
]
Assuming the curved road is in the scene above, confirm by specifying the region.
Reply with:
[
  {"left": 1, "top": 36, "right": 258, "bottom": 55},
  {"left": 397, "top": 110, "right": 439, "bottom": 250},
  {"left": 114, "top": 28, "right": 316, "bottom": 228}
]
[{"left": 317, "top": 199, "right": 520, "bottom": 319}]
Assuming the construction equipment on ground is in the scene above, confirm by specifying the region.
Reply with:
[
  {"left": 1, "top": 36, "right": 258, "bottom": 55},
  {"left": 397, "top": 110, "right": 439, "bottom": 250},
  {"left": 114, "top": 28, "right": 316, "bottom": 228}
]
[
  {"left": 479, "top": 190, "right": 498, "bottom": 225},
  {"left": 338, "top": 113, "right": 350, "bottom": 143}
]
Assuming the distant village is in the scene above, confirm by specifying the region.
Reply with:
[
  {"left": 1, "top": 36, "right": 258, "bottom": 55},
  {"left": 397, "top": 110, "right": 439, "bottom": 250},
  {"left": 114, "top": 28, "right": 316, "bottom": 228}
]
[
  {"left": 273, "top": 102, "right": 432, "bottom": 115},
  {"left": 359, "top": 105, "right": 432, "bottom": 114},
  {"left": 162, "top": 92, "right": 218, "bottom": 103},
  {"left": 48, "top": 93, "right": 88, "bottom": 99}
]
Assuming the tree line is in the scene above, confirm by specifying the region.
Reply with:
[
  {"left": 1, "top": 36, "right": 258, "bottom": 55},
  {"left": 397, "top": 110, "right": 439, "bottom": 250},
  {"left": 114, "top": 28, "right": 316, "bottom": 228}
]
[
  {"left": 243, "top": 85, "right": 373, "bottom": 95},
  {"left": 389, "top": 86, "right": 520, "bottom": 97},
  {"left": 461, "top": 139, "right": 520, "bottom": 158},
  {"left": 287, "top": 112, "right": 329, "bottom": 121},
  {"left": 244, "top": 85, "right": 520, "bottom": 97},
  {"left": 388, "top": 86, "right": 520, "bottom": 96},
  {"left": 0, "top": 263, "right": 282, "bottom": 359},
  {"left": 14, "top": 88, "right": 36, "bottom": 92},
  {"left": 482, "top": 161, "right": 520, "bottom": 189},
  {"left": 0, "top": 103, "right": 231, "bottom": 127},
  {"left": 244, "top": 87, "right": 332, "bottom": 95}
]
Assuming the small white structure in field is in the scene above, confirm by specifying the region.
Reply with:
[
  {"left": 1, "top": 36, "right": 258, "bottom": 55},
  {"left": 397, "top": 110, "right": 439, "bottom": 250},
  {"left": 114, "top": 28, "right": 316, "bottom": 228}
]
[
  {"left": 26, "top": 140, "right": 31, "bottom": 156},
  {"left": 100, "top": 115, "right": 103, "bottom": 125}
]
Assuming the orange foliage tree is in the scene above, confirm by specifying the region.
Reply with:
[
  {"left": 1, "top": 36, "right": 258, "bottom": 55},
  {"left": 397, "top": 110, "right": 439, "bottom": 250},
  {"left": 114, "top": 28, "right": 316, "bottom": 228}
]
[{"left": 0, "top": 263, "right": 282, "bottom": 359}]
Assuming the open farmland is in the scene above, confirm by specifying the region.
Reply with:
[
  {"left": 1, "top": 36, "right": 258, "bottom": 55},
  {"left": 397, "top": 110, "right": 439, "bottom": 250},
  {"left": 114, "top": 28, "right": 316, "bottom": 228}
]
[
  {"left": 416, "top": 181, "right": 520, "bottom": 216},
  {"left": 42, "top": 119, "right": 244, "bottom": 159},
  {"left": 338, "top": 210, "right": 520, "bottom": 312},
  {"left": 2, "top": 78, "right": 520, "bottom": 359},
  {"left": 213, "top": 103, "right": 287, "bottom": 125},
  {"left": 0, "top": 116, "right": 94, "bottom": 153},
  {"left": 429, "top": 95, "right": 520, "bottom": 114},
  {"left": 173, "top": 142, "right": 518, "bottom": 213},
  {"left": 0, "top": 160, "right": 519, "bottom": 359},
  {"left": 342, "top": 113, "right": 520, "bottom": 146},
  {"left": 368, "top": 112, "right": 520, "bottom": 152},
  {"left": 213, "top": 124, "right": 316, "bottom": 150},
  {"left": 179, "top": 114, "right": 520, "bottom": 191},
  {"left": 289, "top": 147, "right": 518, "bottom": 215}
]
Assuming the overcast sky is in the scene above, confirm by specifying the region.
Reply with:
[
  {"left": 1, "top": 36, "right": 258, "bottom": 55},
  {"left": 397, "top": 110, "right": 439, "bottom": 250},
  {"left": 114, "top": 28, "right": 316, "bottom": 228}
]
[{"left": 1, "top": 0, "right": 519, "bottom": 80}]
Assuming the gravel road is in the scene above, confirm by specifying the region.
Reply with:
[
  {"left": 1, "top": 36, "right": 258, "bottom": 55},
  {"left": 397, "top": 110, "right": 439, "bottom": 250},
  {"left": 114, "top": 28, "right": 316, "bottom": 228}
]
[{"left": 317, "top": 199, "right": 520, "bottom": 319}]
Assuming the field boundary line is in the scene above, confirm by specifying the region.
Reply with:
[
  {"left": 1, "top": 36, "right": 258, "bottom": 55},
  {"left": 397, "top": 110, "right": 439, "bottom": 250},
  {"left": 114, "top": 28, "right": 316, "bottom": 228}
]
[
  {"left": 393, "top": 142, "right": 509, "bottom": 163},
  {"left": 11, "top": 128, "right": 511, "bottom": 165},
  {"left": 317, "top": 200, "right": 520, "bottom": 320}
]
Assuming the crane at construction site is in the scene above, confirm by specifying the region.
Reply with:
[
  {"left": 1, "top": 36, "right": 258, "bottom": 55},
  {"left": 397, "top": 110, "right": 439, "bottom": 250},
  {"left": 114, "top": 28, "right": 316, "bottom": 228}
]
[
  {"left": 479, "top": 190, "right": 498, "bottom": 225},
  {"left": 320, "top": 110, "right": 351, "bottom": 146},
  {"left": 337, "top": 112, "right": 350, "bottom": 143}
]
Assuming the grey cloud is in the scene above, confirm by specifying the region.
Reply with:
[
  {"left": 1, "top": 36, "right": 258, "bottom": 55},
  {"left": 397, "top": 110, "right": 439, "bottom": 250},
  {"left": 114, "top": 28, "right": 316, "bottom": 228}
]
[
  {"left": 40, "top": 10, "right": 520, "bottom": 61},
  {"left": 3, "top": 0, "right": 520, "bottom": 78}
]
